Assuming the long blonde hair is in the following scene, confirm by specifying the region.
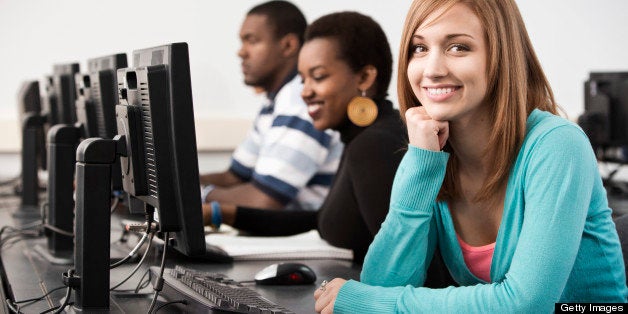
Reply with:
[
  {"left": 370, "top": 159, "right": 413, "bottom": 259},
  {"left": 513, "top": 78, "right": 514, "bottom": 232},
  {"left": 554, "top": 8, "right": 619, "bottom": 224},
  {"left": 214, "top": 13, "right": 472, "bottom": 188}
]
[{"left": 397, "top": 0, "right": 558, "bottom": 202}]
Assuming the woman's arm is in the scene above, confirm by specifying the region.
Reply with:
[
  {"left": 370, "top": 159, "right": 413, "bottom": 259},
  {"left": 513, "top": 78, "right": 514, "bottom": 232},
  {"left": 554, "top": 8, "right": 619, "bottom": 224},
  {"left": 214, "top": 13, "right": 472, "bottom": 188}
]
[
  {"left": 360, "top": 146, "right": 448, "bottom": 287},
  {"left": 334, "top": 124, "right": 600, "bottom": 313},
  {"left": 233, "top": 206, "right": 317, "bottom": 236}
]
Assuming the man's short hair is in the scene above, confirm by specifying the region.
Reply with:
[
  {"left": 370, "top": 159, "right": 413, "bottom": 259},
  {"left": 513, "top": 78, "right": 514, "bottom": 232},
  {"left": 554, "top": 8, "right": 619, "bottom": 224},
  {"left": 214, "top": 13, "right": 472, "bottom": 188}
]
[{"left": 248, "top": 0, "right": 307, "bottom": 45}]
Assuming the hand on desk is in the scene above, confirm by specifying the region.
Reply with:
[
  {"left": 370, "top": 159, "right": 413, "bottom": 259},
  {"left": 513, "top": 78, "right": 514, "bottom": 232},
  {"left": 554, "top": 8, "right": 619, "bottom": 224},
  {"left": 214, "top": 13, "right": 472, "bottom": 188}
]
[{"left": 314, "top": 278, "right": 347, "bottom": 314}]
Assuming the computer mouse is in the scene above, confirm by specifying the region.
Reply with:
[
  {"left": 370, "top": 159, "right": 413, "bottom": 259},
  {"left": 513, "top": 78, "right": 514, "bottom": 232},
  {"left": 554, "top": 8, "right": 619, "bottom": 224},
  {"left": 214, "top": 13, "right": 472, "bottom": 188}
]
[{"left": 254, "top": 262, "right": 317, "bottom": 285}]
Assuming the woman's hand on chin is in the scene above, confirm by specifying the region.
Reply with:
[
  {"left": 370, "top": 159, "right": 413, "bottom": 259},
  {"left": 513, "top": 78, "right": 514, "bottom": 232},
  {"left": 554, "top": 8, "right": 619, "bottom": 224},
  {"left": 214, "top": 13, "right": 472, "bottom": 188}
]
[{"left": 405, "top": 106, "right": 449, "bottom": 151}]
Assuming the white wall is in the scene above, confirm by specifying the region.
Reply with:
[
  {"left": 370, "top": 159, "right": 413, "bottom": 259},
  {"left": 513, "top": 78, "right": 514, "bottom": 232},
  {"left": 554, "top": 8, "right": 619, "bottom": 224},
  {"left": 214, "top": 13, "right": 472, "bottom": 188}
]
[{"left": 0, "top": 0, "right": 627, "bottom": 152}]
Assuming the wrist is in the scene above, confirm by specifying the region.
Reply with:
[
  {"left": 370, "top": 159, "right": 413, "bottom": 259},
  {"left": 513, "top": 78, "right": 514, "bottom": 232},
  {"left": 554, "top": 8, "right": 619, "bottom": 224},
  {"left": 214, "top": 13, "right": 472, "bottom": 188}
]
[
  {"left": 200, "top": 184, "right": 216, "bottom": 203},
  {"left": 209, "top": 201, "right": 222, "bottom": 230}
]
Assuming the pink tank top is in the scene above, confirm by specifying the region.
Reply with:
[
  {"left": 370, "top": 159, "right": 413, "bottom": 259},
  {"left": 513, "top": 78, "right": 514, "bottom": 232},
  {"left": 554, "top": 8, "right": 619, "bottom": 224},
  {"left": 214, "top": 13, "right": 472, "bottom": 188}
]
[{"left": 456, "top": 234, "right": 495, "bottom": 282}]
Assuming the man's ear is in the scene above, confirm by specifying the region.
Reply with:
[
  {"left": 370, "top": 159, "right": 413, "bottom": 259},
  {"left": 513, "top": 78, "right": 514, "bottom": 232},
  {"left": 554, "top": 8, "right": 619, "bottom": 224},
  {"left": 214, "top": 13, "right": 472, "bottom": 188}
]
[
  {"left": 358, "top": 65, "right": 378, "bottom": 93},
  {"left": 280, "top": 33, "right": 300, "bottom": 58}
]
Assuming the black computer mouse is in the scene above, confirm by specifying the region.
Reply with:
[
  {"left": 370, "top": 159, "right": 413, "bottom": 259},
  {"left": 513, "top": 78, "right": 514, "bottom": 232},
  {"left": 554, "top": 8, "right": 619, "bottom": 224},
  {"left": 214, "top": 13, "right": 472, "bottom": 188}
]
[{"left": 254, "top": 262, "right": 317, "bottom": 285}]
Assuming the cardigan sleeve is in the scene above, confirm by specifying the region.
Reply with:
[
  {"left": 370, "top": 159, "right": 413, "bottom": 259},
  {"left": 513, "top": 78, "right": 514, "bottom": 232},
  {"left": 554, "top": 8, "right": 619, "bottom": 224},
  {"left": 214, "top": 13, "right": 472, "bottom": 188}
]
[
  {"left": 359, "top": 146, "right": 448, "bottom": 286},
  {"left": 334, "top": 124, "right": 600, "bottom": 313}
]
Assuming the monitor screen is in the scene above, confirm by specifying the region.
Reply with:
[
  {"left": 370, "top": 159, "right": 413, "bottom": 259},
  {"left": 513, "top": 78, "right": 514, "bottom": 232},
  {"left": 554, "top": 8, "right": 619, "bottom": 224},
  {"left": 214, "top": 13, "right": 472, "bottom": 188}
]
[
  {"left": 52, "top": 63, "right": 80, "bottom": 125},
  {"left": 580, "top": 72, "right": 628, "bottom": 160},
  {"left": 115, "top": 42, "right": 205, "bottom": 256}
]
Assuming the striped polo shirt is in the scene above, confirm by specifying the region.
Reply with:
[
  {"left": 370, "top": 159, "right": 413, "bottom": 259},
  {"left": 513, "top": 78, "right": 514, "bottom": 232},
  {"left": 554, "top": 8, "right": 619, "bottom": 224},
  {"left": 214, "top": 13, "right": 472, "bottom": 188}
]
[{"left": 229, "top": 73, "right": 343, "bottom": 210}]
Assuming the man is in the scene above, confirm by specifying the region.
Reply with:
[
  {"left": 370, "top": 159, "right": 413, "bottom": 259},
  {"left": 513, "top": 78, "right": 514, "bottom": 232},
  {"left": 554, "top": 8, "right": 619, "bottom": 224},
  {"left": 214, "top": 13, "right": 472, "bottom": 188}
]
[{"left": 200, "top": 0, "right": 342, "bottom": 211}]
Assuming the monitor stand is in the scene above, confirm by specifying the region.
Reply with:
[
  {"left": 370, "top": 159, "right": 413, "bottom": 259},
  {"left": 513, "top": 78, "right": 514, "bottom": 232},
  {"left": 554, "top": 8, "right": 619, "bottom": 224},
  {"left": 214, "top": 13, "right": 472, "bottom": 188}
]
[
  {"left": 14, "top": 114, "right": 45, "bottom": 222},
  {"left": 43, "top": 124, "right": 80, "bottom": 264},
  {"left": 30, "top": 125, "right": 136, "bottom": 266},
  {"left": 71, "top": 136, "right": 122, "bottom": 311}
]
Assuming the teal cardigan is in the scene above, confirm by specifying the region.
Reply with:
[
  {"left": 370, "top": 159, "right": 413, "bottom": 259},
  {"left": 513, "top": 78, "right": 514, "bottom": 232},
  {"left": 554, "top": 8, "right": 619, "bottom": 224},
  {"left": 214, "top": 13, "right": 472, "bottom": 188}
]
[{"left": 335, "top": 110, "right": 627, "bottom": 313}]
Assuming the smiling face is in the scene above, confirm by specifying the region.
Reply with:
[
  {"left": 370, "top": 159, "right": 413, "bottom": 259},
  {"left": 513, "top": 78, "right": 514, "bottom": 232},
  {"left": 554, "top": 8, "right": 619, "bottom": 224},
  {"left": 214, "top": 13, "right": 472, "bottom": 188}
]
[
  {"left": 298, "top": 38, "right": 362, "bottom": 131},
  {"left": 407, "top": 3, "right": 488, "bottom": 124}
]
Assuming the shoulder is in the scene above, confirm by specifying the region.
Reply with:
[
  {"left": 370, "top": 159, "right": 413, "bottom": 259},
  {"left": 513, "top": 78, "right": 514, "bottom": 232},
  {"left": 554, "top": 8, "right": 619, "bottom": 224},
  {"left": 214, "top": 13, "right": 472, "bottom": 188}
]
[
  {"left": 346, "top": 113, "right": 407, "bottom": 164},
  {"left": 273, "top": 76, "right": 307, "bottom": 116},
  {"left": 523, "top": 109, "right": 591, "bottom": 153},
  {"left": 517, "top": 109, "right": 598, "bottom": 174}
]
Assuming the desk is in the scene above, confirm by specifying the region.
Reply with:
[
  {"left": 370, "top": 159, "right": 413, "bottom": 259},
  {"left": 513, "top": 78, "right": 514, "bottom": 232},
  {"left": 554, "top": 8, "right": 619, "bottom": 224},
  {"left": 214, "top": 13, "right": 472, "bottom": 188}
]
[{"left": 0, "top": 193, "right": 362, "bottom": 313}]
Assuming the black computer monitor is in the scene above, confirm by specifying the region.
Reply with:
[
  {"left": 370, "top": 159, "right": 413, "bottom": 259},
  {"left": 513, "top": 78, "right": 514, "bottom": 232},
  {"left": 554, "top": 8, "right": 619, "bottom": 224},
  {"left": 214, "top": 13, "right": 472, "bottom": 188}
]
[
  {"left": 15, "top": 81, "right": 46, "bottom": 219},
  {"left": 579, "top": 72, "right": 628, "bottom": 161},
  {"left": 52, "top": 63, "right": 80, "bottom": 125},
  {"left": 75, "top": 53, "right": 127, "bottom": 191},
  {"left": 17, "top": 80, "right": 44, "bottom": 172},
  {"left": 17, "top": 81, "right": 41, "bottom": 121},
  {"left": 72, "top": 43, "right": 208, "bottom": 310},
  {"left": 41, "top": 54, "right": 129, "bottom": 263},
  {"left": 116, "top": 42, "right": 205, "bottom": 256},
  {"left": 41, "top": 75, "right": 59, "bottom": 127}
]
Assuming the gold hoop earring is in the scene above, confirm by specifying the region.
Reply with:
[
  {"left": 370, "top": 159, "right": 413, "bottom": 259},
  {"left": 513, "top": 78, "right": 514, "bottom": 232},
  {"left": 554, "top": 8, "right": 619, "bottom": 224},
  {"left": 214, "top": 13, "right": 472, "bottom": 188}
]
[{"left": 347, "top": 91, "right": 378, "bottom": 127}]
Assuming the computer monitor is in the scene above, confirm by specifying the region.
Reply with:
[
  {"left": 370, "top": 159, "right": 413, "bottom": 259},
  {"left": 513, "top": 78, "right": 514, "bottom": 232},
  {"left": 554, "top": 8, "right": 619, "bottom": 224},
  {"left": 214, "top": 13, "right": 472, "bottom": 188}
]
[
  {"left": 41, "top": 54, "right": 128, "bottom": 264},
  {"left": 75, "top": 53, "right": 127, "bottom": 191},
  {"left": 15, "top": 81, "right": 46, "bottom": 219},
  {"left": 17, "top": 81, "right": 41, "bottom": 122},
  {"left": 52, "top": 63, "right": 80, "bottom": 125},
  {"left": 579, "top": 72, "right": 628, "bottom": 161},
  {"left": 41, "top": 75, "right": 59, "bottom": 127},
  {"left": 71, "top": 43, "right": 205, "bottom": 310},
  {"left": 118, "top": 42, "right": 205, "bottom": 256},
  {"left": 17, "top": 81, "right": 44, "bottom": 173}
]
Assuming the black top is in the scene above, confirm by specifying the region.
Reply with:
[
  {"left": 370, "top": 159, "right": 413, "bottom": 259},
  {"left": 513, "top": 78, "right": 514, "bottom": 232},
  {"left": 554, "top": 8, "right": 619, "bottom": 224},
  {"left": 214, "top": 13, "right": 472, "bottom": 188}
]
[
  {"left": 232, "top": 101, "right": 456, "bottom": 287},
  {"left": 233, "top": 100, "right": 406, "bottom": 263}
]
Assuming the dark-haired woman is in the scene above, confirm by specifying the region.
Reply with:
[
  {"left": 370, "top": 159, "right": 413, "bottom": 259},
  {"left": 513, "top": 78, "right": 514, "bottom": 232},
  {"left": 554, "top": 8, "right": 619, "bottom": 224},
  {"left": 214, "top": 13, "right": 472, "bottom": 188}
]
[{"left": 203, "top": 12, "right": 452, "bottom": 286}]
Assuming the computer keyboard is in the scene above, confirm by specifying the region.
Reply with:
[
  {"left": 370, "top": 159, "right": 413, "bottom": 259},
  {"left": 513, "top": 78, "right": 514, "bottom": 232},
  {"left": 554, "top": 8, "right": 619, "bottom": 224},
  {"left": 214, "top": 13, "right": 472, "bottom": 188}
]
[{"left": 151, "top": 265, "right": 294, "bottom": 313}]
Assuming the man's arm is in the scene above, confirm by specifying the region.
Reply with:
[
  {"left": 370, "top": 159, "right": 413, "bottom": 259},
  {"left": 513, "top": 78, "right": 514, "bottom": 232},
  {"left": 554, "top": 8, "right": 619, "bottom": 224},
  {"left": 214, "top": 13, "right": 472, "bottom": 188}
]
[
  {"left": 206, "top": 183, "right": 284, "bottom": 209},
  {"left": 199, "top": 170, "right": 243, "bottom": 187}
]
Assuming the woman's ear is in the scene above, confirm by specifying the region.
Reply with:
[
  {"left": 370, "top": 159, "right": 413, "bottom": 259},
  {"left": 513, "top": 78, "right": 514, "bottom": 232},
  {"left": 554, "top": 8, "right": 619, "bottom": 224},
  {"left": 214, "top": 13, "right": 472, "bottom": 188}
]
[{"left": 358, "top": 65, "right": 378, "bottom": 93}]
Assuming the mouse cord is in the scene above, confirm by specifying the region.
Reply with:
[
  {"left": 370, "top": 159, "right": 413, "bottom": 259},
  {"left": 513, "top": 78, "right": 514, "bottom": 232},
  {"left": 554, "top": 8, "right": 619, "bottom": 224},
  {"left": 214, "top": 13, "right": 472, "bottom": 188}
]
[{"left": 147, "top": 232, "right": 169, "bottom": 314}]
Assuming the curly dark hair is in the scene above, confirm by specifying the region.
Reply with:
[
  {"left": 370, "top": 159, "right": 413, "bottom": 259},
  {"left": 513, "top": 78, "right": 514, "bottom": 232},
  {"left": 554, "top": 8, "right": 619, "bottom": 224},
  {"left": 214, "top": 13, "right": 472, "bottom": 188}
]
[{"left": 304, "top": 11, "right": 393, "bottom": 101}]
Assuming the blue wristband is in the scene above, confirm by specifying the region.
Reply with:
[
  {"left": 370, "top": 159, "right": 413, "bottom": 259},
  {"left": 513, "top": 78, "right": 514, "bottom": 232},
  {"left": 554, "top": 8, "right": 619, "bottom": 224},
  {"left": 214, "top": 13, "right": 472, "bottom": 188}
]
[{"left": 210, "top": 201, "right": 222, "bottom": 229}]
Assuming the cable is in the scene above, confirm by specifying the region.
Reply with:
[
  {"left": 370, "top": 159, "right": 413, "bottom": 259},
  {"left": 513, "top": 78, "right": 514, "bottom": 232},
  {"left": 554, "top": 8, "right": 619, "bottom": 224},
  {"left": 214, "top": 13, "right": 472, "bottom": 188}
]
[
  {"left": 0, "top": 230, "right": 40, "bottom": 250},
  {"left": 39, "top": 286, "right": 72, "bottom": 314},
  {"left": 134, "top": 268, "right": 152, "bottom": 293},
  {"left": 110, "top": 232, "right": 149, "bottom": 269},
  {"left": 5, "top": 298, "right": 24, "bottom": 314},
  {"left": 109, "top": 232, "right": 155, "bottom": 291},
  {"left": 153, "top": 300, "right": 187, "bottom": 313},
  {"left": 12, "top": 286, "right": 65, "bottom": 305},
  {"left": 42, "top": 224, "right": 73, "bottom": 237},
  {"left": 147, "top": 232, "right": 169, "bottom": 314},
  {"left": 0, "top": 221, "right": 42, "bottom": 238}
]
